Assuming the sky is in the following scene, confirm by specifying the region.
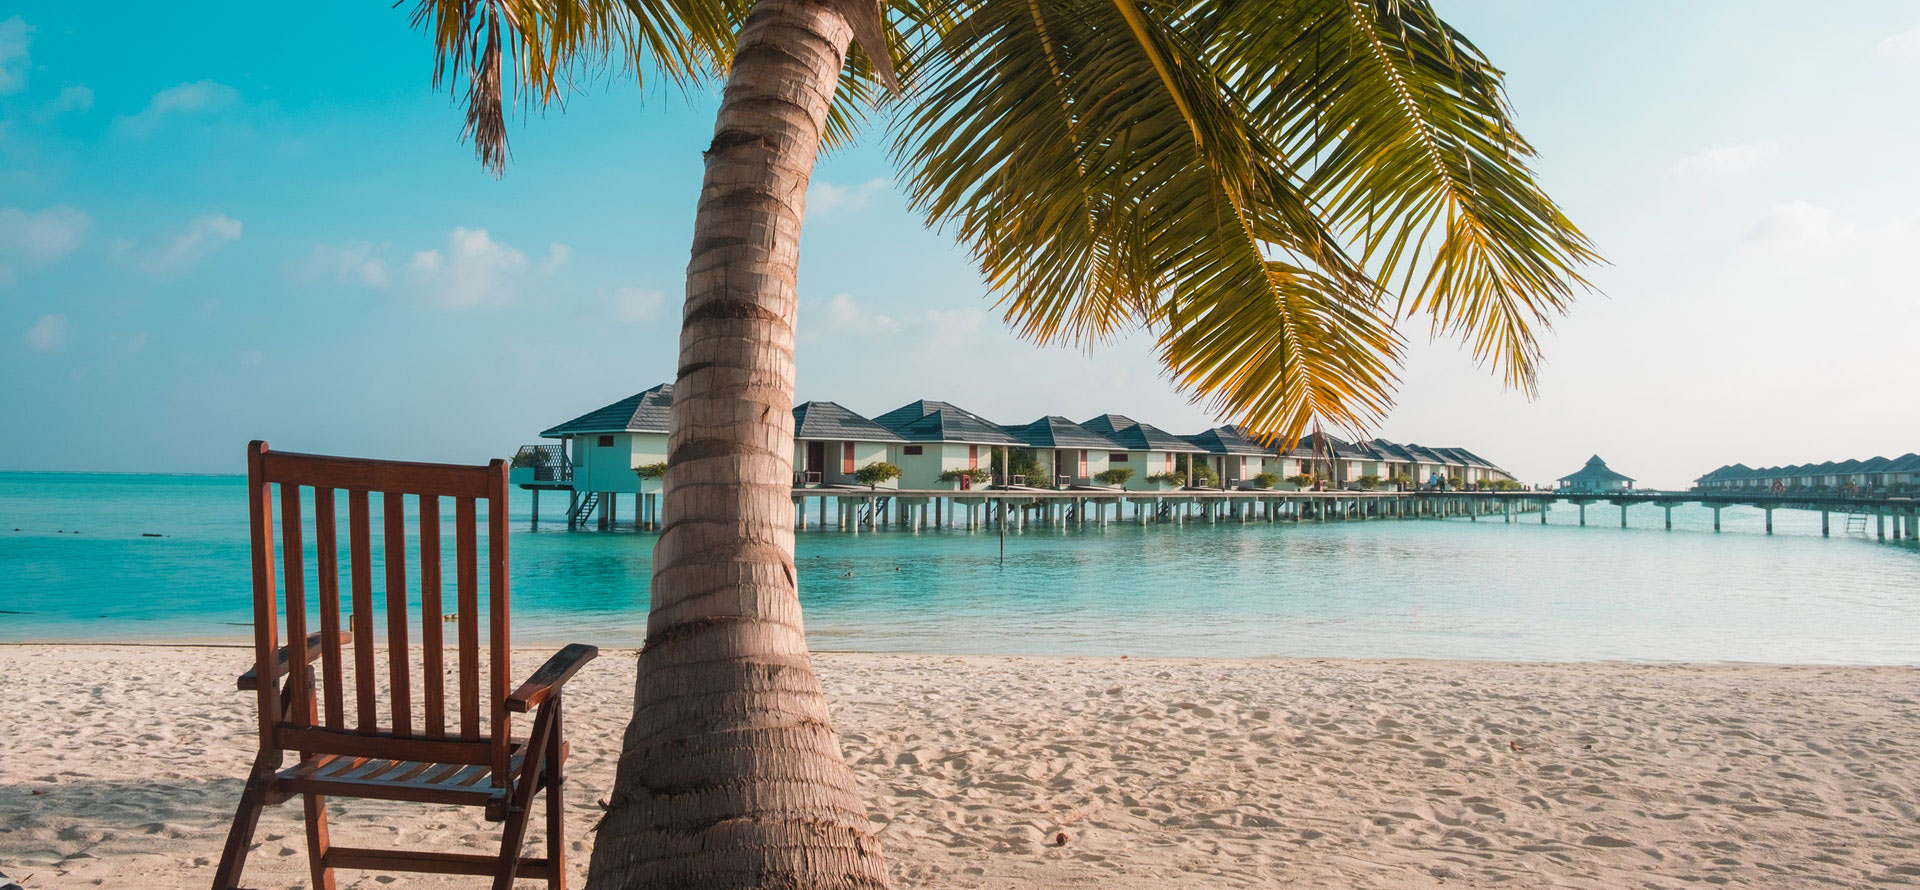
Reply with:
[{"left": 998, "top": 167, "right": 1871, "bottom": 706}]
[{"left": 1, "top": 2, "right": 1916, "bottom": 488}]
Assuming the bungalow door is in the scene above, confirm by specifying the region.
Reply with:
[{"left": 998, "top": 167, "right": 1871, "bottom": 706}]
[{"left": 806, "top": 441, "right": 825, "bottom": 474}]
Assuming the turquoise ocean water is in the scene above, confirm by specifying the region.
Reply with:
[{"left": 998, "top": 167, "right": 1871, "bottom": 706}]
[{"left": 2, "top": 472, "right": 1917, "bottom": 663}]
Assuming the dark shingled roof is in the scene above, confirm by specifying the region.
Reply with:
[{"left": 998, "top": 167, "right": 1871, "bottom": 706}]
[
  {"left": 541, "top": 384, "right": 672, "bottom": 437},
  {"left": 1081, "top": 414, "right": 1206, "bottom": 453},
  {"left": 872, "top": 400, "right": 1025, "bottom": 445},
  {"left": 1558, "top": 454, "right": 1634, "bottom": 484},
  {"left": 793, "top": 401, "right": 904, "bottom": 443},
  {"left": 1183, "top": 425, "right": 1270, "bottom": 455},
  {"left": 1002, "top": 416, "right": 1126, "bottom": 450}
]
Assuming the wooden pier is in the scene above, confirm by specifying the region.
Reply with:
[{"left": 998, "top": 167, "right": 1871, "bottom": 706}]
[{"left": 521, "top": 481, "right": 1920, "bottom": 542}]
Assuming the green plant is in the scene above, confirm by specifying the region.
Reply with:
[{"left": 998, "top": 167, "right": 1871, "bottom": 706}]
[
  {"left": 511, "top": 449, "right": 549, "bottom": 468},
  {"left": 1357, "top": 474, "right": 1380, "bottom": 489},
  {"left": 1492, "top": 478, "right": 1522, "bottom": 491},
  {"left": 1144, "top": 471, "right": 1186, "bottom": 486},
  {"left": 1094, "top": 467, "right": 1135, "bottom": 487},
  {"left": 938, "top": 467, "right": 991, "bottom": 485},
  {"left": 1446, "top": 474, "right": 1463, "bottom": 488},
  {"left": 853, "top": 461, "right": 902, "bottom": 488},
  {"left": 1251, "top": 472, "right": 1279, "bottom": 489},
  {"left": 634, "top": 462, "right": 668, "bottom": 480},
  {"left": 994, "top": 448, "right": 1051, "bottom": 485},
  {"left": 1286, "top": 473, "right": 1315, "bottom": 488}
]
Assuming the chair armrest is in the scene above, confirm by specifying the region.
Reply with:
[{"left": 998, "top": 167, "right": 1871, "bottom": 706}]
[
  {"left": 506, "top": 643, "right": 599, "bottom": 713},
  {"left": 237, "top": 631, "right": 350, "bottom": 691}
]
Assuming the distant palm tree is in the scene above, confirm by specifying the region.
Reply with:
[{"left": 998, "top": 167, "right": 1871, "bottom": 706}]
[{"left": 409, "top": 1, "right": 1597, "bottom": 887}]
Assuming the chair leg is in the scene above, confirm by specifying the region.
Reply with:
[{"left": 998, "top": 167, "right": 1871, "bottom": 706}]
[
  {"left": 303, "top": 793, "right": 337, "bottom": 890},
  {"left": 210, "top": 751, "right": 276, "bottom": 890},
  {"left": 494, "top": 703, "right": 557, "bottom": 890},
  {"left": 545, "top": 697, "right": 566, "bottom": 890}
]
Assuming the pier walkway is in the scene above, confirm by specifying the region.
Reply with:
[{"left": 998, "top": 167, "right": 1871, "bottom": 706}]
[{"left": 529, "top": 483, "right": 1919, "bottom": 543}]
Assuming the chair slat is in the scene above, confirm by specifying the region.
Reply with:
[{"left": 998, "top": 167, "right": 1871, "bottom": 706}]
[
  {"left": 487, "top": 465, "right": 510, "bottom": 783},
  {"left": 314, "top": 488, "right": 344, "bottom": 729},
  {"left": 349, "top": 490, "right": 376, "bottom": 733},
  {"left": 260, "top": 450, "right": 491, "bottom": 499},
  {"left": 278, "top": 483, "right": 310, "bottom": 731},
  {"left": 420, "top": 496, "right": 445, "bottom": 739},
  {"left": 456, "top": 497, "right": 479, "bottom": 739},
  {"left": 384, "top": 492, "right": 412, "bottom": 738},
  {"left": 247, "top": 443, "right": 281, "bottom": 745}
]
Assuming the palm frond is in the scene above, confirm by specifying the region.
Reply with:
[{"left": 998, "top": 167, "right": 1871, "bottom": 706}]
[
  {"left": 409, "top": 0, "right": 738, "bottom": 175},
  {"left": 894, "top": 0, "right": 1402, "bottom": 443},
  {"left": 1208, "top": 0, "right": 1600, "bottom": 395}
]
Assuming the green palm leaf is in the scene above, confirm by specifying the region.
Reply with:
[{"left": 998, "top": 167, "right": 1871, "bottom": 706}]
[
  {"left": 894, "top": 0, "right": 1403, "bottom": 443},
  {"left": 1208, "top": 0, "right": 1599, "bottom": 395}
]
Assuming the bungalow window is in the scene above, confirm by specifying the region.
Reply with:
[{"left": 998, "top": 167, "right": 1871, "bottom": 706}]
[
  {"left": 597, "top": 435, "right": 614, "bottom": 448},
  {"left": 902, "top": 445, "right": 924, "bottom": 456},
  {"left": 1110, "top": 453, "right": 1129, "bottom": 463}
]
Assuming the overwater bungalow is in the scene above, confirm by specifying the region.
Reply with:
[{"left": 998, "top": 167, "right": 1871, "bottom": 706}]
[
  {"left": 1695, "top": 452, "right": 1920, "bottom": 494},
  {"left": 1557, "top": 455, "right": 1635, "bottom": 493},
  {"left": 527, "top": 383, "right": 673, "bottom": 526},
  {"left": 871, "top": 399, "right": 1024, "bottom": 489},
  {"left": 1082, "top": 414, "right": 1208, "bottom": 490},
  {"left": 792, "top": 400, "right": 906, "bottom": 488},
  {"left": 1001, "top": 416, "right": 1127, "bottom": 488},
  {"left": 1184, "top": 425, "right": 1271, "bottom": 489}
]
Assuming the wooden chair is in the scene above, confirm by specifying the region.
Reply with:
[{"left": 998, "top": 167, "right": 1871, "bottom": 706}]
[{"left": 213, "top": 441, "right": 598, "bottom": 890}]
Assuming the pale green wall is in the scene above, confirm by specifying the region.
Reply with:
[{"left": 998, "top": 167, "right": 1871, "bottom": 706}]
[{"left": 570, "top": 432, "right": 667, "bottom": 494}]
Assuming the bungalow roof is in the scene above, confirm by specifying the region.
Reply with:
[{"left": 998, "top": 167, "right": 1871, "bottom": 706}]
[
  {"left": 872, "top": 400, "right": 1025, "bottom": 445},
  {"left": 1081, "top": 414, "right": 1206, "bottom": 453},
  {"left": 793, "top": 401, "right": 905, "bottom": 443},
  {"left": 540, "top": 383, "right": 673, "bottom": 437},
  {"left": 1003, "top": 416, "right": 1127, "bottom": 450}
]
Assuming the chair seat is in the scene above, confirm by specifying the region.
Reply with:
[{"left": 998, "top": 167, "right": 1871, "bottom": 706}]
[{"left": 274, "top": 746, "right": 529, "bottom": 809}]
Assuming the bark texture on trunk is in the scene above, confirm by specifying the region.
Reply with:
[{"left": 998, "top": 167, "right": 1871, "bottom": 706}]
[{"left": 586, "top": 2, "right": 890, "bottom": 889}]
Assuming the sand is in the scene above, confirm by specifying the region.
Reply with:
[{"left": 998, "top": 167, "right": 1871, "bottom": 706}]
[{"left": 3, "top": 646, "right": 1918, "bottom": 889}]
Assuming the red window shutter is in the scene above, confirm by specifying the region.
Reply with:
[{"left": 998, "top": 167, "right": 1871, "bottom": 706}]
[
  {"left": 969, "top": 445, "right": 978, "bottom": 468},
  {"left": 842, "top": 443, "right": 854, "bottom": 474}
]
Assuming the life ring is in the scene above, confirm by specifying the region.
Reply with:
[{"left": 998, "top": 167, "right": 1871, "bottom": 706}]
[{"left": 1771, "top": 481, "right": 1784, "bottom": 495}]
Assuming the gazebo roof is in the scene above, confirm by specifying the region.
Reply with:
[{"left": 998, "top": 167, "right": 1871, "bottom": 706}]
[
  {"left": 540, "top": 384, "right": 673, "bottom": 437},
  {"left": 1558, "top": 454, "right": 1634, "bottom": 484}
]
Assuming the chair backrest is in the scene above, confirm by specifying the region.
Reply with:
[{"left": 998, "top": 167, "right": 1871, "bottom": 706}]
[{"left": 246, "top": 440, "right": 512, "bottom": 774}]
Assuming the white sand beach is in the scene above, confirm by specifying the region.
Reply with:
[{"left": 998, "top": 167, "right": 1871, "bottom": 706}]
[{"left": 3, "top": 645, "right": 1918, "bottom": 888}]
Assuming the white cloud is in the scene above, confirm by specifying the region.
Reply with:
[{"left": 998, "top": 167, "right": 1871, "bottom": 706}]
[
  {"left": 409, "top": 227, "right": 528, "bottom": 309},
  {"left": 820, "top": 292, "right": 900, "bottom": 334},
  {"left": 809, "top": 177, "right": 890, "bottom": 215},
  {"left": 1876, "top": 25, "right": 1920, "bottom": 57},
  {"left": 0, "top": 17, "right": 29, "bottom": 94},
  {"left": 137, "top": 213, "right": 242, "bottom": 275},
  {"left": 541, "top": 243, "right": 571, "bottom": 274},
  {"left": 1671, "top": 142, "right": 1777, "bottom": 178},
  {"left": 923, "top": 307, "right": 984, "bottom": 335},
  {"left": 24, "top": 313, "right": 67, "bottom": 351},
  {"left": 0, "top": 205, "right": 91, "bottom": 262},
  {"left": 610, "top": 286, "right": 665, "bottom": 323},
  {"left": 43, "top": 84, "right": 93, "bottom": 116},
  {"left": 115, "top": 80, "right": 240, "bottom": 136},
  {"left": 302, "top": 241, "right": 391, "bottom": 286}
]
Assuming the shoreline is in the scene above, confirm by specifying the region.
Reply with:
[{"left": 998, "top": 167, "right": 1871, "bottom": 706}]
[
  {"left": 5, "top": 645, "right": 1918, "bottom": 888},
  {"left": 5, "top": 639, "right": 1920, "bottom": 670}
]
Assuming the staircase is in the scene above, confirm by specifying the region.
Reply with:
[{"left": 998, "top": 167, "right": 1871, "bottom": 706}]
[
  {"left": 1845, "top": 513, "right": 1869, "bottom": 535},
  {"left": 567, "top": 491, "right": 601, "bottom": 528}
]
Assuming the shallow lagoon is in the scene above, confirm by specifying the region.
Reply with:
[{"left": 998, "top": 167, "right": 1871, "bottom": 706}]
[{"left": 3, "top": 473, "right": 1918, "bottom": 663}]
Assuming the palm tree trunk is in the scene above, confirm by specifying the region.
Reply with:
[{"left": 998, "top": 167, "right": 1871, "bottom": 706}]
[{"left": 585, "top": 2, "right": 889, "bottom": 888}]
